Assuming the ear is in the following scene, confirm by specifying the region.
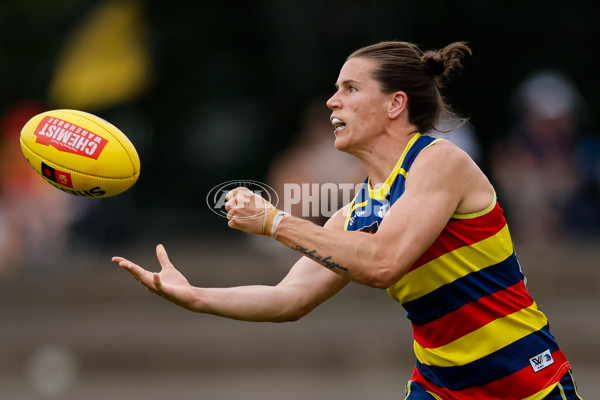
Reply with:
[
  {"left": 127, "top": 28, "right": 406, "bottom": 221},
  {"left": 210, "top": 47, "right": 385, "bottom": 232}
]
[{"left": 388, "top": 91, "right": 408, "bottom": 119}]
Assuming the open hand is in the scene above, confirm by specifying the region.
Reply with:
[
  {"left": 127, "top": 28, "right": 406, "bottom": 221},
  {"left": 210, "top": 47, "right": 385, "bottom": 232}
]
[{"left": 112, "top": 244, "right": 197, "bottom": 310}]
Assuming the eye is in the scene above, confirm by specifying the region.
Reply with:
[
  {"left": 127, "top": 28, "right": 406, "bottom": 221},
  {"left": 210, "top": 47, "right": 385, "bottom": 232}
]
[{"left": 348, "top": 86, "right": 357, "bottom": 93}]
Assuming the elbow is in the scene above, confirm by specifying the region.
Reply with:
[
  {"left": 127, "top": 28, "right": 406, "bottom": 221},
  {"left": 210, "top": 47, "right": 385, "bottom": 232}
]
[
  {"left": 365, "top": 257, "right": 408, "bottom": 289},
  {"left": 370, "top": 280, "right": 395, "bottom": 290},
  {"left": 273, "top": 303, "right": 313, "bottom": 323},
  {"left": 367, "top": 272, "right": 399, "bottom": 289},
  {"left": 280, "top": 312, "right": 304, "bottom": 323},
  {"left": 358, "top": 236, "right": 409, "bottom": 289},
  {"left": 273, "top": 310, "right": 306, "bottom": 323}
]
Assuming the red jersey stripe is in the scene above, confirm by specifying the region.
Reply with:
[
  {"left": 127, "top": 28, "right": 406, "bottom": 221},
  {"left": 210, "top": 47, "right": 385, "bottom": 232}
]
[
  {"left": 413, "top": 281, "right": 534, "bottom": 348},
  {"left": 409, "top": 202, "right": 506, "bottom": 272}
]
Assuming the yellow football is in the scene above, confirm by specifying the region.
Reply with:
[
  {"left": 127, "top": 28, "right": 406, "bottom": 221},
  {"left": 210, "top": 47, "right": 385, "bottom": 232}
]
[{"left": 19, "top": 109, "right": 140, "bottom": 198}]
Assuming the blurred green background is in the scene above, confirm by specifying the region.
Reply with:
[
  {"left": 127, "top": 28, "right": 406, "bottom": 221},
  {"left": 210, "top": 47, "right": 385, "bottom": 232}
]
[{"left": 0, "top": 1, "right": 598, "bottom": 399}]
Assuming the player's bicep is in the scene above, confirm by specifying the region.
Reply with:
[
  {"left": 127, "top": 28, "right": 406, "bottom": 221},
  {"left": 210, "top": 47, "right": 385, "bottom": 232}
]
[{"left": 374, "top": 145, "right": 464, "bottom": 276}]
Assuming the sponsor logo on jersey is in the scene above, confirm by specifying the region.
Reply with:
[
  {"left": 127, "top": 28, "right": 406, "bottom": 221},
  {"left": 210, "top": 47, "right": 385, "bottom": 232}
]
[
  {"left": 529, "top": 349, "right": 554, "bottom": 372},
  {"left": 377, "top": 203, "right": 390, "bottom": 218},
  {"left": 34, "top": 116, "right": 108, "bottom": 160}
]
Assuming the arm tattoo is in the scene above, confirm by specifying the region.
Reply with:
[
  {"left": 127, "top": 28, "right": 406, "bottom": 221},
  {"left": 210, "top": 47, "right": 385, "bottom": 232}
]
[{"left": 293, "top": 245, "right": 348, "bottom": 271}]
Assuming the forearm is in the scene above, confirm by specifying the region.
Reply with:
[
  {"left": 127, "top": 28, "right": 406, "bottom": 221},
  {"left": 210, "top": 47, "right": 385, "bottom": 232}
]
[
  {"left": 273, "top": 216, "right": 396, "bottom": 288},
  {"left": 190, "top": 285, "right": 304, "bottom": 323},
  {"left": 114, "top": 244, "right": 348, "bottom": 323}
]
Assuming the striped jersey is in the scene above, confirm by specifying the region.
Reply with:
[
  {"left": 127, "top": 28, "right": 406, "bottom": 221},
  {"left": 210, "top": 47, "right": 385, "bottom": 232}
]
[{"left": 344, "top": 133, "right": 570, "bottom": 399}]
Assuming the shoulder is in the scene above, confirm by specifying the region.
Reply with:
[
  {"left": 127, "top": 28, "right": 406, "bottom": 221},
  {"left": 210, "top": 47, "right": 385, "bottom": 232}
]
[
  {"left": 409, "top": 139, "right": 476, "bottom": 182},
  {"left": 407, "top": 139, "right": 494, "bottom": 213}
]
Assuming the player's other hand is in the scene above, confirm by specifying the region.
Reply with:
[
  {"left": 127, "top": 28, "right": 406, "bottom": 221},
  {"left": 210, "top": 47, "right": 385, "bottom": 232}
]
[
  {"left": 112, "top": 244, "right": 197, "bottom": 311},
  {"left": 225, "top": 187, "right": 276, "bottom": 235}
]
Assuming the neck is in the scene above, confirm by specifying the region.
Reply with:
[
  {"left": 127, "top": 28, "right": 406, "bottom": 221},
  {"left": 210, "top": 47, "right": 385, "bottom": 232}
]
[{"left": 353, "top": 131, "right": 419, "bottom": 187}]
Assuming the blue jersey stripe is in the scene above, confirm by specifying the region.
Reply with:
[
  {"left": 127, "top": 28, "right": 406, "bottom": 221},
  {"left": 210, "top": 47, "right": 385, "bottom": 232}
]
[
  {"left": 416, "top": 325, "right": 560, "bottom": 390},
  {"left": 404, "top": 253, "right": 524, "bottom": 326},
  {"left": 399, "top": 136, "right": 438, "bottom": 172}
]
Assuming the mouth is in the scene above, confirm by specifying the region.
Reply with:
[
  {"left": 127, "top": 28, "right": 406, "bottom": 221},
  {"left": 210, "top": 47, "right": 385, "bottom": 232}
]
[{"left": 331, "top": 117, "right": 346, "bottom": 134}]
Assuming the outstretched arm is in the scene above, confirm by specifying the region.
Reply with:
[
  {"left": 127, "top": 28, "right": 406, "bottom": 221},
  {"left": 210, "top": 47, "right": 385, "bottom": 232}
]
[{"left": 111, "top": 210, "right": 350, "bottom": 322}]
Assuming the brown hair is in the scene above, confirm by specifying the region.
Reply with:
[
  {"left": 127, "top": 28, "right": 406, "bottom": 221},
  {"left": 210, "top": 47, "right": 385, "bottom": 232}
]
[{"left": 348, "top": 41, "right": 472, "bottom": 133}]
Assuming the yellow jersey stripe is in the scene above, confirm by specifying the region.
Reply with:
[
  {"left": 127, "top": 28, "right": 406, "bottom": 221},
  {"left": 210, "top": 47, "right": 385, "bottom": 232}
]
[
  {"left": 343, "top": 198, "right": 368, "bottom": 230},
  {"left": 521, "top": 383, "right": 557, "bottom": 400},
  {"left": 368, "top": 133, "right": 421, "bottom": 200},
  {"left": 389, "top": 224, "right": 514, "bottom": 304},
  {"left": 414, "top": 305, "right": 548, "bottom": 367},
  {"left": 452, "top": 192, "right": 497, "bottom": 220},
  {"left": 428, "top": 391, "right": 443, "bottom": 400}
]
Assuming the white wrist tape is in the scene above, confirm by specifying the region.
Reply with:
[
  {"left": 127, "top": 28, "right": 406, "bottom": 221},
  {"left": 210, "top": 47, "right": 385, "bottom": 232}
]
[{"left": 270, "top": 211, "right": 288, "bottom": 236}]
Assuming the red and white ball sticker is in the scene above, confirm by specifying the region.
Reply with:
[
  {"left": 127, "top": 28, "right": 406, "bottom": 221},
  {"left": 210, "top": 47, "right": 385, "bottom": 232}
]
[
  {"left": 34, "top": 116, "right": 108, "bottom": 160},
  {"left": 41, "top": 162, "right": 73, "bottom": 188}
]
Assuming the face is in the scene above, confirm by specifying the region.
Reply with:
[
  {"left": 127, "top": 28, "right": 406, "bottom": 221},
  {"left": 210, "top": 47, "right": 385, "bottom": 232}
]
[{"left": 327, "top": 57, "right": 392, "bottom": 154}]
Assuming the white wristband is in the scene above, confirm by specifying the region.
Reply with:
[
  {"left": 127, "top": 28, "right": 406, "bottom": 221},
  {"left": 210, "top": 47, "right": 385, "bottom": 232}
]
[{"left": 270, "top": 211, "right": 288, "bottom": 236}]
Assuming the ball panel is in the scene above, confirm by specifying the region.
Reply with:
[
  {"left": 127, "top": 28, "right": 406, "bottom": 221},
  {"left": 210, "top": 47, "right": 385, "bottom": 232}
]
[
  {"left": 20, "top": 136, "right": 138, "bottom": 198},
  {"left": 19, "top": 109, "right": 140, "bottom": 198},
  {"left": 20, "top": 110, "right": 140, "bottom": 179}
]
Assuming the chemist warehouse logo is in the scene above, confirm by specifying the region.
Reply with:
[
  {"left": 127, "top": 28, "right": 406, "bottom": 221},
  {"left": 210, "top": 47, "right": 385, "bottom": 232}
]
[
  {"left": 206, "top": 180, "right": 279, "bottom": 219},
  {"left": 33, "top": 116, "right": 108, "bottom": 160}
]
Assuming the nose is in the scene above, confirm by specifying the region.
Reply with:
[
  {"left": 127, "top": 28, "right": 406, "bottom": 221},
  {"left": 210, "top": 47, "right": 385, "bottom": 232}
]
[{"left": 326, "top": 90, "right": 341, "bottom": 110}]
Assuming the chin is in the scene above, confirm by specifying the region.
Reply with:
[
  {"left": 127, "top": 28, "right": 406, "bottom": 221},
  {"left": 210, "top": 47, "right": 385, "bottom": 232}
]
[
  {"left": 335, "top": 134, "right": 361, "bottom": 157},
  {"left": 334, "top": 136, "right": 364, "bottom": 159},
  {"left": 334, "top": 137, "right": 349, "bottom": 152}
]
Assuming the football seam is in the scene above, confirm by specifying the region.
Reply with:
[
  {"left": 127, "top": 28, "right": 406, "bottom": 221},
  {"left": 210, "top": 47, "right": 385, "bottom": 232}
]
[
  {"left": 20, "top": 137, "right": 138, "bottom": 181},
  {"left": 61, "top": 109, "right": 140, "bottom": 176}
]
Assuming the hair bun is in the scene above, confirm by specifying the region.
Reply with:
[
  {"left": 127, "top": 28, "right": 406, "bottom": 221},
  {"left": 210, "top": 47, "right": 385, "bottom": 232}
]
[
  {"left": 421, "top": 42, "right": 472, "bottom": 87},
  {"left": 422, "top": 52, "right": 446, "bottom": 76}
]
